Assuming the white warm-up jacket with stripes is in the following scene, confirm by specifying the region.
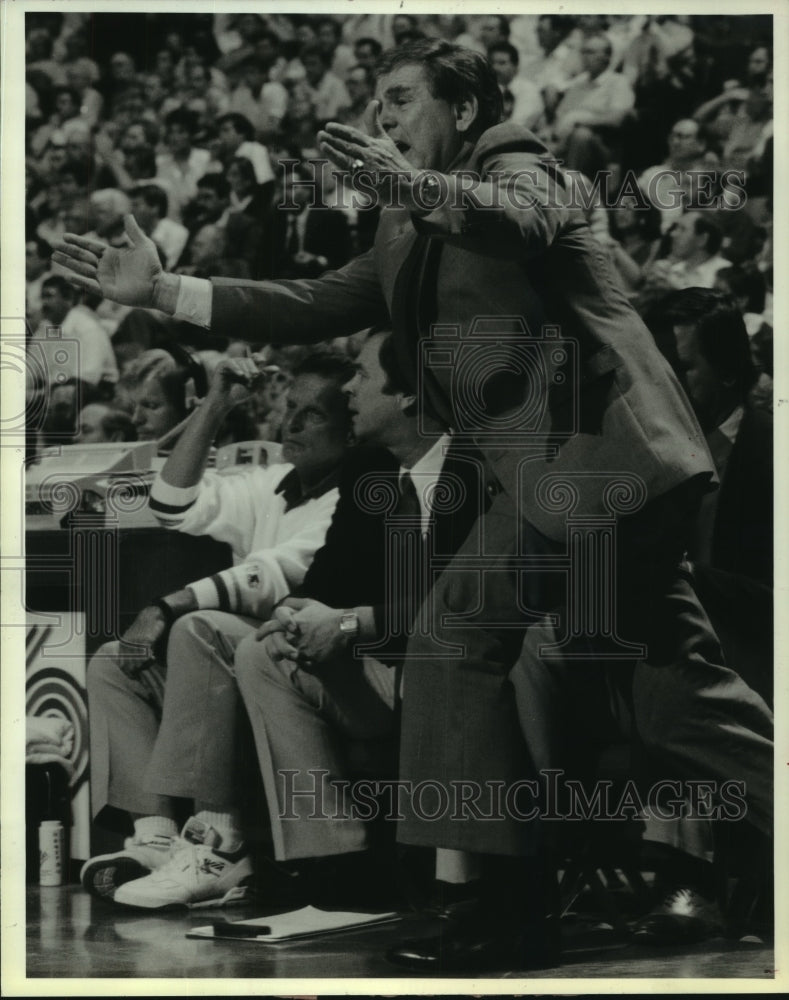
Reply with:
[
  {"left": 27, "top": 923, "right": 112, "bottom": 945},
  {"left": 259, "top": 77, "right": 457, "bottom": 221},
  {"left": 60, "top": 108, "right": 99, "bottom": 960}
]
[{"left": 148, "top": 463, "right": 339, "bottom": 620}]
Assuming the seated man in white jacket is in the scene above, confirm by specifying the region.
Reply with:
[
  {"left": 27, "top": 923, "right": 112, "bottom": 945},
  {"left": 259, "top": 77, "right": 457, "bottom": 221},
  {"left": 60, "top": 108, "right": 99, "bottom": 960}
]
[{"left": 80, "top": 348, "right": 355, "bottom": 907}]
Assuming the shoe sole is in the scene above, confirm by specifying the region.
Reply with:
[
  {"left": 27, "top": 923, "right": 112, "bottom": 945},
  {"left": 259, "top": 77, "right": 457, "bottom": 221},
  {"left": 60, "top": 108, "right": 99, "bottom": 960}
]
[
  {"left": 80, "top": 856, "right": 152, "bottom": 901},
  {"left": 114, "top": 880, "right": 254, "bottom": 911}
]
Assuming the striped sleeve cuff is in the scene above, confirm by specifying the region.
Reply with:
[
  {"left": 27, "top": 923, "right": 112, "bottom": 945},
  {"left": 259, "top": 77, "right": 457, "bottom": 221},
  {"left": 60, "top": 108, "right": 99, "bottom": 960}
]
[
  {"left": 148, "top": 479, "right": 200, "bottom": 524},
  {"left": 188, "top": 576, "right": 222, "bottom": 610}
]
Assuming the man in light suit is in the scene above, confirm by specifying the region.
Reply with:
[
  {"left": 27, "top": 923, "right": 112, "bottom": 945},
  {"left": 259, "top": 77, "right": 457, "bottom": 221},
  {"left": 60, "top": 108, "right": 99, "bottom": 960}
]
[{"left": 54, "top": 39, "right": 772, "bottom": 972}]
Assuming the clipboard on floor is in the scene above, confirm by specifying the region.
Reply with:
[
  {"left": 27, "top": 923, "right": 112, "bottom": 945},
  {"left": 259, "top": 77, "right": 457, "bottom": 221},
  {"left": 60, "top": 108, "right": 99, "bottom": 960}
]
[{"left": 187, "top": 905, "right": 401, "bottom": 943}]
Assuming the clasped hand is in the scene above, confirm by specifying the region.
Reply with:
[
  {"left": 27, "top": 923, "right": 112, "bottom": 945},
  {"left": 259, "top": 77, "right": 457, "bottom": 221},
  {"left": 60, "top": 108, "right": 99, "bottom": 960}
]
[{"left": 255, "top": 598, "right": 347, "bottom": 667}]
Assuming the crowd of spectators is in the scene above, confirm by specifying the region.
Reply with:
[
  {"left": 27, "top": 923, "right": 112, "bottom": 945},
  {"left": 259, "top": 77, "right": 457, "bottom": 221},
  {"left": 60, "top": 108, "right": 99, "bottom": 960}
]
[{"left": 24, "top": 11, "right": 773, "bottom": 454}]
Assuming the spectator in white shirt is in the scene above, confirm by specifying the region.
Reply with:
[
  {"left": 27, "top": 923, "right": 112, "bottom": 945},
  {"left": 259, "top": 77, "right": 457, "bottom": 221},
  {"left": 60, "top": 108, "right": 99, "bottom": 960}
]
[
  {"left": 128, "top": 184, "right": 189, "bottom": 270},
  {"left": 488, "top": 42, "right": 543, "bottom": 131},
  {"left": 552, "top": 32, "right": 635, "bottom": 176},
  {"left": 31, "top": 276, "right": 118, "bottom": 388},
  {"left": 299, "top": 44, "right": 351, "bottom": 124},
  {"left": 229, "top": 56, "right": 288, "bottom": 141},
  {"left": 155, "top": 108, "right": 212, "bottom": 223},
  {"left": 315, "top": 17, "right": 357, "bottom": 78},
  {"left": 638, "top": 119, "right": 718, "bottom": 233},
  {"left": 665, "top": 212, "right": 730, "bottom": 289},
  {"left": 212, "top": 112, "right": 275, "bottom": 187}
]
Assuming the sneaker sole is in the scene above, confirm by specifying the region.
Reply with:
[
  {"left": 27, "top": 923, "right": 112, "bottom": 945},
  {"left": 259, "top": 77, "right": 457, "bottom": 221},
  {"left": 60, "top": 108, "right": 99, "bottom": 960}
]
[
  {"left": 80, "top": 856, "right": 152, "bottom": 900},
  {"left": 115, "top": 880, "right": 254, "bottom": 911}
]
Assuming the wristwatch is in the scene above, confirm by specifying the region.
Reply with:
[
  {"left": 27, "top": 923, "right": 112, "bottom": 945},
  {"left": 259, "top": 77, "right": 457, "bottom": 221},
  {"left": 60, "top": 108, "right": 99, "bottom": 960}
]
[
  {"left": 413, "top": 171, "right": 444, "bottom": 212},
  {"left": 339, "top": 611, "right": 360, "bottom": 639}
]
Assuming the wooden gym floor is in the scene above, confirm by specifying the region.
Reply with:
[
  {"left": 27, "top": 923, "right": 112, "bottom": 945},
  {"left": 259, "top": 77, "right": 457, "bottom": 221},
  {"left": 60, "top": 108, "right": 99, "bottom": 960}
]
[{"left": 23, "top": 882, "right": 775, "bottom": 984}]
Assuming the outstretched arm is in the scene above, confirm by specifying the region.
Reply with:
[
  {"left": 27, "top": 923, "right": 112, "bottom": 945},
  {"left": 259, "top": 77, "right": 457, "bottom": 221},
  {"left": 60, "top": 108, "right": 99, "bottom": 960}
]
[{"left": 53, "top": 214, "right": 388, "bottom": 345}]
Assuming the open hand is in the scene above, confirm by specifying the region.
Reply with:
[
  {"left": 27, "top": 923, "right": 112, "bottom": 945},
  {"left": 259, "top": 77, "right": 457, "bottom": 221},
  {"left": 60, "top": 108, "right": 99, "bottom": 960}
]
[
  {"left": 318, "top": 100, "right": 414, "bottom": 193},
  {"left": 52, "top": 214, "right": 163, "bottom": 307}
]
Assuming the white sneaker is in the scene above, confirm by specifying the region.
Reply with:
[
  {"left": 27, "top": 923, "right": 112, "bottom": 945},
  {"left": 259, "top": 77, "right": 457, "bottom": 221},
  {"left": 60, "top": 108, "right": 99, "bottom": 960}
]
[
  {"left": 80, "top": 832, "right": 177, "bottom": 900},
  {"left": 113, "top": 817, "right": 253, "bottom": 910}
]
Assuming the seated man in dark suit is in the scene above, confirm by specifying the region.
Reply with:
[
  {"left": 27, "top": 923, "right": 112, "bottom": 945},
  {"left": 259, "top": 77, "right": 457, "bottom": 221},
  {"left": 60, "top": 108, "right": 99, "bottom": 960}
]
[{"left": 224, "top": 328, "right": 487, "bottom": 907}]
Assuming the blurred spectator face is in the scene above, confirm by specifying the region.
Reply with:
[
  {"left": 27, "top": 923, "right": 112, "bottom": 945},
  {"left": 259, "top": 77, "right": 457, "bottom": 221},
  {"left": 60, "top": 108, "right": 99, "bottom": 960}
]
[
  {"left": 27, "top": 28, "right": 53, "bottom": 62},
  {"left": 40, "top": 283, "right": 73, "bottom": 325},
  {"left": 132, "top": 375, "right": 181, "bottom": 440},
  {"left": 670, "top": 212, "right": 705, "bottom": 260},
  {"left": 45, "top": 383, "right": 80, "bottom": 441},
  {"left": 154, "top": 51, "right": 175, "bottom": 83},
  {"left": 288, "top": 87, "right": 316, "bottom": 123},
  {"left": 255, "top": 36, "right": 279, "bottom": 68},
  {"left": 129, "top": 194, "right": 160, "bottom": 232},
  {"left": 302, "top": 52, "right": 327, "bottom": 87},
  {"left": 121, "top": 123, "right": 149, "bottom": 153},
  {"left": 58, "top": 168, "right": 83, "bottom": 204},
  {"left": 490, "top": 50, "right": 517, "bottom": 86},
  {"left": 190, "top": 225, "right": 225, "bottom": 268},
  {"left": 66, "top": 127, "right": 94, "bottom": 163},
  {"left": 295, "top": 23, "right": 318, "bottom": 48},
  {"left": 346, "top": 66, "right": 372, "bottom": 105},
  {"left": 62, "top": 198, "right": 92, "bottom": 235},
  {"left": 226, "top": 161, "right": 255, "bottom": 198},
  {"left": 66, "top": 64, "right": 92, "bottom": 94},
  {"left": 354, "top": 41, "right": 378, "bottom": 70},
  {"left": 668, "top": 119, "right": 703, "bottom": 162},
  {"left": 144, "top": 74, "right": 166, "bottom": 107},
  {"left": 54, "top": 91, "right": 79, "bottom": 121},
  {"left": 580, "top": 36, "right": 611, "bottom": 78},
  {"left": 317, "top": 20, "right": 340, "bottom": 55},
  {"left": 42, "top": 145, "right": 68, "bottom": 176},
  {"left": 110, "top": 53, "right": 136, "bottom": 83},
  {"left": 242, "top": 62, "right": 266, "bottom": 92},
  {"left": 747, "top": 47, "right": 770, "bottom": 84},
  {"left": 26, "top": 240, "right": 50, "bottom": 281},
  {"left": 392, "top": 15, "right": 418, "bottom": 43},
  {"left": 611, "top": 194, "right": 641, "bottom": 234},
  {"left": 166, "top": 122, "right": 192, "bottom": 155},
  {"left": 237, "top": 14, "right": 264, "bottom": 43},
  {"left": 76, "top": 403, "right": 113, "bottom": 443},
  {"left": 279, "top": 373, "right": 350, "bottom": 477},
  {"left": 195, "top": 184, "right": 228, "bottom": 220},
  {"left": 218, "top": 119, "right": 244, "bottom": 154},
  {"left": 375, "top": 62, "right": 468, "bottom": 171},
  {"left": 480, "top": 16, "right": 507, "bottom": 48},
  {"left": 537, "top": 16, "right": 561, "bottom": 54},
  {"left": 188, "top": 64, "right": 209, "bottom": 95}
]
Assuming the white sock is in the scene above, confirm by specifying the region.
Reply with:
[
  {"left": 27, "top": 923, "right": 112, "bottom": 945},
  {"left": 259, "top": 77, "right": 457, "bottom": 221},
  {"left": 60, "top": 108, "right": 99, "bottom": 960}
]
[
  {"left": 134, "top": 815, "right": 178, "bottom": 841},
  {"left": 435, "top": 848, "right": 481, "bottom": 885},
  {"left": 194, "top": 808, "right": 244, "bottom": 854}
]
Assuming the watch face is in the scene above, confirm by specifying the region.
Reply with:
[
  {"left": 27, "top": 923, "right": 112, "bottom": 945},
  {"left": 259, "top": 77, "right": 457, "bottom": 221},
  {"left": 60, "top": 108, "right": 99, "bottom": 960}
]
[
  {"left": 420, "top": 174, "right": 442, "bottom": 208},
  {"left": 340, "top": 613, "right": 359, "bottom": 634}
]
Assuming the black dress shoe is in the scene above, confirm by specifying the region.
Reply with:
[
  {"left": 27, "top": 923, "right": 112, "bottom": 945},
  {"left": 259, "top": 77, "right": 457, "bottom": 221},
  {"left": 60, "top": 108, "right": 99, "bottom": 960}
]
[
  {"left": 632, "top": 886, "right": 723, "bottom": 945},
  {"left": 386, "top": 910, "right": 561, "bottom": 973}
]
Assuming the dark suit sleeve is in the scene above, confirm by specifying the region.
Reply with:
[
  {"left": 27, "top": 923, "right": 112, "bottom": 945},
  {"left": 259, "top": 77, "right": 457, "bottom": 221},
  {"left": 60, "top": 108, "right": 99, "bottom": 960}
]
[
  {"left": 210, "top": 248, "right": 388, "bottom": 344},
  {"left": 411, "top": 125, "right": 575, "bottom": 260}
]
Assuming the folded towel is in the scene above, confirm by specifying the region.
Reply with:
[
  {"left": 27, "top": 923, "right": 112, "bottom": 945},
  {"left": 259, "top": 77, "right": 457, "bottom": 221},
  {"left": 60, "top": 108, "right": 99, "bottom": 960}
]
[
  {"left": 26, "top": 715, "right": 75, "bottom": 778},
  {"left": 27, "top": 715, "right": 74, "bottom": 752}
]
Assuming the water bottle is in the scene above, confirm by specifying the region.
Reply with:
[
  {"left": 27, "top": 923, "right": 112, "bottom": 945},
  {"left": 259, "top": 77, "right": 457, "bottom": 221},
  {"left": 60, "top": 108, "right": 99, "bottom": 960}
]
[{"left": 39, "top": 820, "right": 64, "bottom": 886}]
